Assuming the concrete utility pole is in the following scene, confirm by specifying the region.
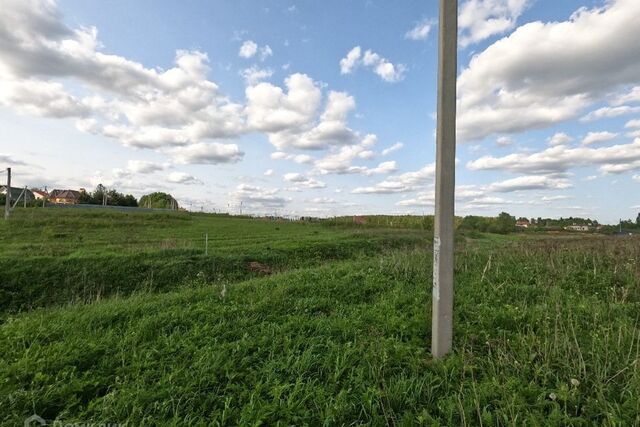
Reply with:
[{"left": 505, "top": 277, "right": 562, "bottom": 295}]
[
  {"left": 4, "top": 168, "right": 11, "bottom": 220},
  {"left": 432, "top": 0, "right": 458, "bottom": 358}
]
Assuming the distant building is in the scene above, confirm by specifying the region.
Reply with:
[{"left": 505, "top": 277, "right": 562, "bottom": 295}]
[
  {"left": 516, "top": 219, "right": 530, "bottom": 228},
  {"left": 49, "top": 189, "right": 81, "bottom": 204},
  {"left": 565, "top": 224, "right": 590, "bottom": 232},
  {"left": 0, "top": 186, "right": 34, "bottom": 202},
  {"left": 31, "top": 189, "right": 49, "bottom": 200}
]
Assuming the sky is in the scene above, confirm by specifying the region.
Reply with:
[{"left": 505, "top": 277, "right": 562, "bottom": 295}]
[{"left": 1, "top": 0, "right": 640, "bottom": 223}]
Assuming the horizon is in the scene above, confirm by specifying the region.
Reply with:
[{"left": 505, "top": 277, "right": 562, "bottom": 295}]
[{"left": 2, "top": 0, "right": 640, "bottom": 223}]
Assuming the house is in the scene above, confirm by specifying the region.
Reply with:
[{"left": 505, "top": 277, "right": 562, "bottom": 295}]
[
  {"left": 0, "top": 186, "right": 35, "bottom": 203},
  {"left": 31, "top": 189, "right": 49, "bottom": 200},
  {"left": 565, "top": 224, "right": 590, "bottom": 232},
  {"left": 49, "top": 189, "right": 81, "bottom": 204},
  {"left": 516, "top": 219, "right": 530, "bottom": 228}
]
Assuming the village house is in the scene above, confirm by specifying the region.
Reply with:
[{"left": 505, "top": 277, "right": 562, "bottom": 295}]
[
  {"left": 49, "top": 189, "right": 81, "bottom": 204},
  {"left": 0, "top": 186, "right": 35, "bottom": 203},
  {"left": 515, "top": 218, "right": 530, "bottom": 228},
  {"left": 31, "top": 189, "right": 49, "bottom": 200}
]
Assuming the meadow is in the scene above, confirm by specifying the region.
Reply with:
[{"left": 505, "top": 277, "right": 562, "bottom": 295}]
[{"left": 0, "top": 208, "right": 639, "bottom": 426}]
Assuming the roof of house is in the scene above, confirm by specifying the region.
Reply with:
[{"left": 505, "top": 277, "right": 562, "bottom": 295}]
[
  {"left": 50, "top": 189, "right": 81, "bottom": 199},
  {"left": 31, "top": 189, "right": 49, "bottom": 197},
  {"left": 51, "top": 189, "right": 81, "bottom": 199},
  {"left": 0, "top": 186, "right": 34, "bottom": 199}
]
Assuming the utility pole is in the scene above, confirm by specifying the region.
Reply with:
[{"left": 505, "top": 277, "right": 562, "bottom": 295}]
[
  {"left": 24, "top": 186, "right": 27, "bottom": 208},
  {"left": 432, "top": 0, "right": 458, "bottom": 359},
  {"left": 4, "top": 168, "right": 11, "bottom": 220}
]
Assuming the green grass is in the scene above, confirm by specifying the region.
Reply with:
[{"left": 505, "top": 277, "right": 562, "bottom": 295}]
[
  {"left": 0, "top": 208, "right": 427, "bottom": 314},
  {"left": 1, "top": 209, "right": 639, "bottom": 425}
]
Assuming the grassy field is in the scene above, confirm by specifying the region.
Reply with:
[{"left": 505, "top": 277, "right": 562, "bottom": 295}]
[{"left": 1, "top": 208, "right": 639, "bottom": 425}]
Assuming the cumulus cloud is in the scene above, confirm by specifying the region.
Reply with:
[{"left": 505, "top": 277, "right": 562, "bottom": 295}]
[
  {"left": 167, "top": 172, "right": 202, "bottom": 185},
  {"left": 405, "top": 18, "right": 435, "bottom": 41},
  {"left": 169, "top": 142, "right": 244, "bottom": 164},
  {"left": 467, "top": 138, "right": 640, "bottom": 175},
  {"left": 126, "top": 160, "right": 166, "bottom": 174},
  {"left": 283, "top": 173, "right": 326, "bottom": 189},
  {"left": 486, "top": 175, "right": 572, "bottom": 192},
  {"left": 582, "top": 131, "right": 617, "bottom": 145},
  {"left": 457, "top": 0, "right": 640, "bottom": 141},
  {"left": 613, "top": 86, "right": 640, "bottom": 105},
  {"left": 0, "top": 78, "right": 89, "bottom": 118},
  {"left": 246, "top": 74, "right": 360, "bottom": 150},
  {"left": 230, "top": 184, "right": 289, "bottom": 210},
  {"left": 626, "top": 119, "right": 640, "bottom": 129},
  {"left": 352, "top": 164, "right": 435, "bottom": 194},
  {"left": 0, "top": 1, "right": 249, "bottom": 151},
  {"left": 459, "top": 0, "right": 531, "bottom": 47},
  {"left": 240, "top": 66, "right": 273, "bottom": 85},
  {"left": 580, "top": 105, "right": 640, "bottom": 122},
  {"left": 238, "top": 40, "right": 258, "bottom": 58},
  {"left": 547, "top": 133, "right": 573, "bottom": 146},
  {"left": 238, "top": 40, "right": 272, "bottom": 61},
  {"left": 339, "top": 46, "right": 406, "bottom": 83}
]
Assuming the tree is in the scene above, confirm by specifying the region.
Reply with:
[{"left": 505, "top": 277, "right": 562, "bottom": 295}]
[
  {"left": 139, "top": 192, "right": 178, "bottom": 209},
  {"left": 79, "top": 184, "right": 137, "bottom": 207},
  {"left": 636, "top": 212, "right": 640, "bottom": 227},
  {"left": 493, "top": 212, "right": 516, "bottom": 234}
]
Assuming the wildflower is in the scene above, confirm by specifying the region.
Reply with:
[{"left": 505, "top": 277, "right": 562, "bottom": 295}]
[
  {"left": 571, "top": 378, "right": 580, "bottom": 387},
  {"left": 549, "top": 393, "right": 557, "bottom": 401}
]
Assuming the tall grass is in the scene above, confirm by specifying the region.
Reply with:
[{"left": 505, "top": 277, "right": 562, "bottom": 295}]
[{"left": 1, "top": 236, "right": 638, "bottom": 425}]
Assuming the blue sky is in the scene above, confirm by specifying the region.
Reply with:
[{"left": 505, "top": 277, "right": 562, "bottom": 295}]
[{"left": 1, "top": 0, "right": 639, "bottom": 222}]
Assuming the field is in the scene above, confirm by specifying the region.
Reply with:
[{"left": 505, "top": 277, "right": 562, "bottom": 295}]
[{"left": 1, "top": 208, "right": 639, "bottom": 426}]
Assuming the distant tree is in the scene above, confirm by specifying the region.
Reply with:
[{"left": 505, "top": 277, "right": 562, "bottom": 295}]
[
  {"left": 636, "top": 212, "right": 640, "bottom": 227},
  {"left": 139, "top": 192, "right": 178, "bottom": 209},
  {"left": 492, "top": 212, "right": 516, "bottom": 234},
  {"left": 79, "top": 184, "right": 137, "bottom": 206},
  {"left": 77, "top": 188, "right": 91, "bottom": 204}
]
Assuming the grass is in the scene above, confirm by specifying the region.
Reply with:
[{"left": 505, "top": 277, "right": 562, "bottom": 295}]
[
  {"left": 1, "top": 209, "right": 639, "bottom": 425},
  {"left": 0, "top": 208, "right": 426, "bottom": 314}
]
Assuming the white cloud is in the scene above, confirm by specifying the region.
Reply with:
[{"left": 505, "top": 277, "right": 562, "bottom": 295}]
[
  {"left": 582, "top": 131, "right": 617, "bottom": 145},
  {"left": 487, "top": 175, "right": 572, "bottom": 192},
  {"left": 127, "top": 160, "right": 166, "bottom": 174},
  {"left": 247, "top": 75, "right": 360, "bottom": 150},
  {"left": 405, "top": 18, "right": 434, "bottom": 41},
  {"left": 239, "top": 40, "right": 273, "bottom": 61},
  {"left": 283, "top": 173, "right": 326, "bottom": 189},
  {"left": 580, "top": 105, "right": 640, "bottom": 122},
  {"left": 496, "top": 136, "right": 514, "bottom": 147},
  {"left": 381, "top": 142, "right": 404, "bottom": 156},
  {"left": 264, "top": 169, "right": 275, "bottom": 176},
  {"left": 230, "top": 184, "right": 289, "bottom": 210},
  {"left": 0, "top": 78, "right": 89, "bottom": 118},
  {"left": 457, "top": 0, "right": 640, "bottom": 141},
  {"left": 547, "top": 133, "right": 573, "bottom": 146},
  {"left": 459, "top": 0, "right": 531, "bottom": 47},
  {"left": 468, "top": 138, "right": 640, "bottom": 175},
  {"left": 626, "top": 119, "right": 640, "bottom": 129},
  {"left": 339, "top": 47, "right": 406, "bottom": 83},
  {"left": 352, "top": 164, "right": 435, "bottom": 194},
  {"left": 340, "top": 46, "right": 361, "bottom": 74},
  {"left": 168, "top": 172, "right": 201, "bottom": 185},
  {"left": 613, "top": 86, "right": 640, "bottom": 105},
  {"left": 238, "top": 40, "right": 258, "bottom": 58},
  {"left": 240, "top": 66, "right": 273, "bottom": 85},
  {"left": 169, "top": 142, "right": 244, "bottom": 164}
]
